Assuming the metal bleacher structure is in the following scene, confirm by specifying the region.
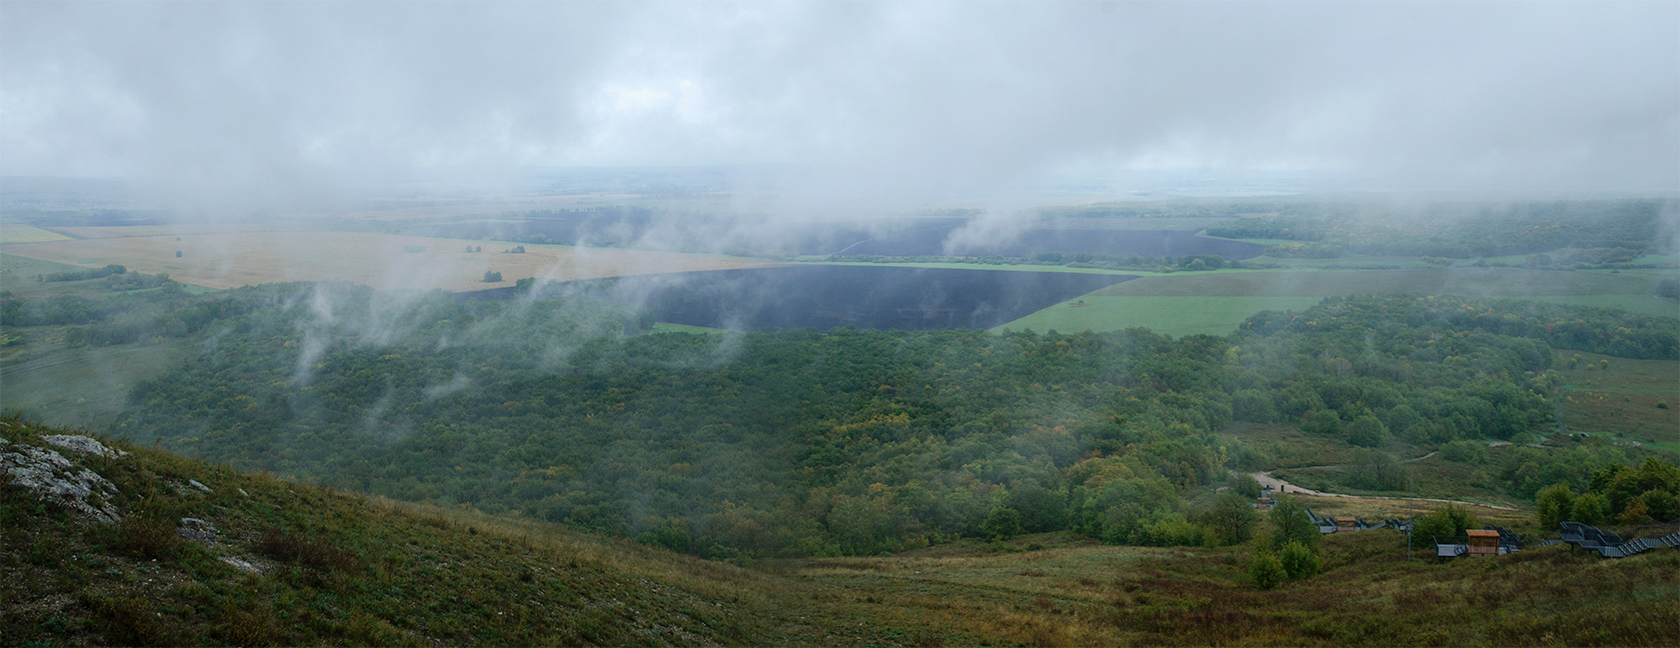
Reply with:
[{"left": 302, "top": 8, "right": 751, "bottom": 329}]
[
  {"left": 1302, "top": 508, "right": 1393, "bottom": 534},
  {"left": 1556, "top": 520, "right": 1680, "bottom": 559},
  {"left": 1433, "top": 524, "right": 1524, "bottom": 558}
]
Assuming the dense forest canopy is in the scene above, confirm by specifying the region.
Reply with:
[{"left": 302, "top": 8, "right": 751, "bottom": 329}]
[{"left": 91, "top": 281, "right": 1676, "bottom": 560}]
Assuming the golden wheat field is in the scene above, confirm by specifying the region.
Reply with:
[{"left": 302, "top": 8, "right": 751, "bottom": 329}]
[{"left": 2, "top": 230, "right": 778, "bottom": 292}]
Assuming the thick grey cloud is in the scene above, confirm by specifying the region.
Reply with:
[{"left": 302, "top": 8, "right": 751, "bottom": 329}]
[{"left": 2, "top": 1, "right": 1676, "bottom": 205}]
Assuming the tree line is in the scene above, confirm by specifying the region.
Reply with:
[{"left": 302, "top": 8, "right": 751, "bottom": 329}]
[{"left": 1205, "top": 199, "right": 1673, "bottom": 259}]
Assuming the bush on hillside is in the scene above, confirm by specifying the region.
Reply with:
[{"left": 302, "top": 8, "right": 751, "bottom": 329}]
[
  {"left": 1250, "top": 552, "right": 1286, "bottom": 590},
  {"left": 1278, "top": 540, "right": 1321, "bottom": 581}
]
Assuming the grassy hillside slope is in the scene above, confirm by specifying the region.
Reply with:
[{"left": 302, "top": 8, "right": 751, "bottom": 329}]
[
  {"left": 7, "top": 416, "right": 1679, "bottom": 647},
  {"left": 0, "top": 417, "right": 904, "bottom": 647}
]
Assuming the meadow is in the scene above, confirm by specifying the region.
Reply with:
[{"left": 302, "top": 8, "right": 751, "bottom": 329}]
[
  {"left": 1, "top": 253, "right": 128, "bottom": 298},
  {"left": 0, "top": 223, "right": 72, "bottom": 244},
  {"left": 0, "top": 336, "right": 198, "bottom": 430},
  {"left": 1555, "top": 349, "right": 1680, "bottom": 452},
  {"left": 995, "top": 267, "right": 1674, "bottom": 335},
  {"left": 1087, "top": 267, "right": 1667, "bottom": 298}
]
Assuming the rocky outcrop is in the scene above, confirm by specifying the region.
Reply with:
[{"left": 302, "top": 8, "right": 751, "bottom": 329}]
[
  {"left": 178, "top": 517, "right": 218, "bottom": 544},
  {"left": 41, "top": 435, "right": 129, "bottom": 459},
  {"left": 0, "top": 437, "right": 122, "bottom": 524}
]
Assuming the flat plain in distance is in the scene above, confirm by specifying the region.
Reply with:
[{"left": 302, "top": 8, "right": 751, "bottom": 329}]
[
  {"left": 1, "top": 231, "right": 779, "bottom": 292},
  {"left": 0, "top": 223, "right": 72, "bottom": 244},
  {"left": 998, "top": 267, "right": 1677, "bottom": 335}
]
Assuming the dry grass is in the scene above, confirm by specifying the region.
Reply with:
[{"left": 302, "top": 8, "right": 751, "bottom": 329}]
[
  {"left": 3, "top": 230, "right": 778, "bottom": 292},
  {"left": 779, "top": 529, "right": 1679, "bottom": 647}
]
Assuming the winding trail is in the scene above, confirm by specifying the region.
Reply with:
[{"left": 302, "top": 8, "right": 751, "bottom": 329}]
[{"left": 1248, "top": 460, "right": 1520, "bottom": 512}]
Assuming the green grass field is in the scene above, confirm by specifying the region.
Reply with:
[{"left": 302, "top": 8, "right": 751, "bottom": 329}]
[
  {"left": 0, "top": 334, "right": 199, "bottom": 430},
  {"left": 0, "top": 252, "right": 118, "bottom": 298},
  {"left": 804, "top": 260, "right": 1145, "bottom": 275},
  {"left": 1555, "top": 349, "right": 1680, "bottom": 452},
  {"left": 0, "top": 223, "right": 72, "bottom": 244},
  {"left": 1088, "top": 267, "right": 1666, "bottom": 297},
  {"left": 996, "top": 295, "right": 1324, "bottom": 336},
  {"left": 1271, "top": 455, "right": 1526, "bottom": 509},
  {"left": 999, "top": 267, "right": 1675, "bottom": 334},
  {"left": 651, "top": 322, "right": 728, "bottom": 334},
  {"left": 1034, "top": 217, "right": 1231, "bottom": 231},
  {"left": 1218, "top": 423, "right": 1429, "bottom": 470}
]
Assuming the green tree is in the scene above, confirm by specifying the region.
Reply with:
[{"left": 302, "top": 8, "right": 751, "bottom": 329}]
[
  {"left": 1345, "top": 415, "right": 1390, "bottom": 447},
  {"left": 636, "top": 519, "right": 693, "bottom": 554},
  {"left": 1250, "top": 552, "right": 1286, "bottom": 590},
  {"left": 1201, "top": 492, "right": 1258, "bottom": 546},
  {"left": 1536, "top": 482, "right": 1575, "bottom": 528},
  {"left": 1228, "top": 473, "right": 1263, "bottom": 499},
  {"left": 1616, "top": 497, "right": 1652, "bottom": 525},
  {"left": 1009, "top": 483, "right": 1068, "bottom": 533},
  {"left": 1269, "top": 495, "right": 1320, "bottom": 550},
  {"left": 981, "top": 507, "right": 1024, "bottom": 541},
  {"left": 1572, "top": 493, "right": 1607, "bottom": 525},
  {"left": 1301, "top": 410, "right": 1342, "bottom": 437},
  {"left": 1278, "top": 540, "right": 1321, "bottom": 581},
  {"left": 1438, "top": 440, "right": 1487, "bottom": 464},
  {"left": 1641, "top": 490, "right": 1678, "bottom": 522},
  {"left": 828, "top": 497, "right": 884, "bottom": 554},
  {"left": 1411, "top": 503, "right": 1478, "bottom": 550}
]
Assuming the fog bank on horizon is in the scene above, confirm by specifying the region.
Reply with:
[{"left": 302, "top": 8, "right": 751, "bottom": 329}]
[{"left": 1, "top": 1, "right": 1676, "bottom": 214}]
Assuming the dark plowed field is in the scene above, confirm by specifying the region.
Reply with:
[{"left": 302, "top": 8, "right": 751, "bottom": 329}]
[{"left": 464, "top": 266, "right": 1137, "bottom": 331}]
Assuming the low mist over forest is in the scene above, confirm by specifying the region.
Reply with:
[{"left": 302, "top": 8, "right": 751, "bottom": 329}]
[{"left": 3, "top": 1, "right": 1677, "bottom": 646}]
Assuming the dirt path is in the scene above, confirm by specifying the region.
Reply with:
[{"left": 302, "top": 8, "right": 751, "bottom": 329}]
[{"left": 1249, "top": 469, "right": 1518, "bottom": 512}]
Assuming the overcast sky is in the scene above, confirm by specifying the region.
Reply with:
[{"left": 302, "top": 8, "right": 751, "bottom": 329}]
[{"left": 2, "top": 1, "right": 1676, "bottom": 205}]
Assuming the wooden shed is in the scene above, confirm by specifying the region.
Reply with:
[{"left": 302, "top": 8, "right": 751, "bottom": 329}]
[
  {"left": 1335, "top": 517, "right": 1358, "bottom": 532},
  {"left": 1467, "top": 529, "right": 1501, "bottom": 556}
]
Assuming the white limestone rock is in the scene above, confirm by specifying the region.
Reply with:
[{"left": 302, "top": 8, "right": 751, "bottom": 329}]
[
  {"left": 178, "top": 517, "right": 218, "bottom": 544},
  {"left": 220, "top": 556, "right": 265, "bottom": 574},
  {"left": 1, "top": 441, "right": 122, "bottom": 524},
  {"left": 41, "top": 435, "right": 129, "bottom": 459}
]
